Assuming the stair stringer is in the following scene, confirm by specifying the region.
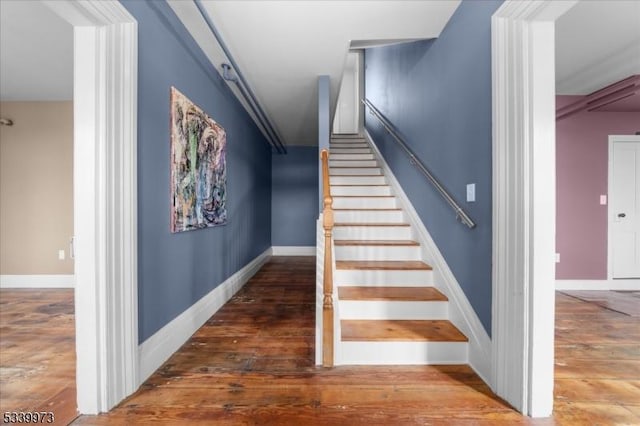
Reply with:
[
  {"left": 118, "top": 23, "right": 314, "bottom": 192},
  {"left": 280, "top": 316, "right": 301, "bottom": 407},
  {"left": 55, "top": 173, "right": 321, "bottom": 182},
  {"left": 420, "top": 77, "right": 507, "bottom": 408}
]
[{"left": 364, "top": 129, "right": 492, "bottom": 384}]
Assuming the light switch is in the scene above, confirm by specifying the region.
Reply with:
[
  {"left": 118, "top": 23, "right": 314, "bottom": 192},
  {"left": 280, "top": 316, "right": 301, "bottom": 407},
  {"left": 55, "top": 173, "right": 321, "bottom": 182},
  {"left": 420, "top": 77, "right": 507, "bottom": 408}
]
[
  {"left": 600, "top": 195, "right": 607, "bottom": 205},
  {"left": 58, "top": 250, "right": 65, "bottom": 260},
  {"left": 555, "top": 253, "right": 560, "bottom": 263},
  {"left": 466, "top": 183, "right": 476, "bottom": 202}
]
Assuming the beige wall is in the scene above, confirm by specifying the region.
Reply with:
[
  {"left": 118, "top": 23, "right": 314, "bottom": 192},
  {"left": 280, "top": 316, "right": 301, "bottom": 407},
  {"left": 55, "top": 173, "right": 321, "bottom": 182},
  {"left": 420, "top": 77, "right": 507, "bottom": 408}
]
[{"left": 0, "top": 102, "right": 73, "bottom": 275}]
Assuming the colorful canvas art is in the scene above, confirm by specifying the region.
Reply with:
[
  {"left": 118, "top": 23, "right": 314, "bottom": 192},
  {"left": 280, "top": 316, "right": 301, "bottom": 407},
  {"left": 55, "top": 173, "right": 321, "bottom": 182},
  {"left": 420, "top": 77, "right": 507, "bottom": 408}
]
[{"left": 170, "top": 87, "right": 227, "bottom": 233}]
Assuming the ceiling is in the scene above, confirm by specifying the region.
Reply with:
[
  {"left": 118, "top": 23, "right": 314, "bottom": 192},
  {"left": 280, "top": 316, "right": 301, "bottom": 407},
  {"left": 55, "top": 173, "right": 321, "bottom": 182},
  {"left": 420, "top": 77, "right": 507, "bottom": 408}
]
[
  {"left": 555, "top": 0, "right": 640, "bottom": 95},
  {"left": 169, "top": 1, "right": 461, "bottom": 147},
  {"left": 1, "top": 1, "right": 638, "bottom": 141},
  {"left": 0, "top": 0, "right": 73, "bottom": 101}
]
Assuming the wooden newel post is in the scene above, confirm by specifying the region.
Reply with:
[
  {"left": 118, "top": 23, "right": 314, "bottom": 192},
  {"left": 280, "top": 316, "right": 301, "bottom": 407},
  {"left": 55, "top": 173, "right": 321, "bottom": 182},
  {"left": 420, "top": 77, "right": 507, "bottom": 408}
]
[{"left": 321, "top": 149, "right": 334, "bottom": 367}]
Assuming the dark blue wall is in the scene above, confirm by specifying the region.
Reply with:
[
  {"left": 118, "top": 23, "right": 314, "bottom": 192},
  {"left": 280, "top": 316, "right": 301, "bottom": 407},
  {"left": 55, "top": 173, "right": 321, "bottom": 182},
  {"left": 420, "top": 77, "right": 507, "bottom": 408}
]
[
  {"left": 121, "top": 0, "right": 272, "bottom": 342},
  {"left": 364, "top": 0, "right": 502, "bottom": 334},
  {"left": 272, "top": 147, "right": 318, "bottom": 246},
  {"left": 318, "top": 76, "right": 330, "bottom": 211}
]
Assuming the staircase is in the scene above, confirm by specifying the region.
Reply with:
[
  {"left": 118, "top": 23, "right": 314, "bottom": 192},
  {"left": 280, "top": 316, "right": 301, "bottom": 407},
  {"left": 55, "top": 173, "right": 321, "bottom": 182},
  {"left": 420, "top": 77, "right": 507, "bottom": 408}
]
[{"left": 329, "top": 135, "right": 468, "bottom": 365}]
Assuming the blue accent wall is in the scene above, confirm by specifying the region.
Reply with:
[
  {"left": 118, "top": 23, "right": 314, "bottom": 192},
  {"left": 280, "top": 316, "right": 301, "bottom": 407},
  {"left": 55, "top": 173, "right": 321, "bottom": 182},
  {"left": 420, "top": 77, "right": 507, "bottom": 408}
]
[
  {"left": 364, "top": 0, "right": 502, "bottom": 334},
  {"left": 272, "top": 147, "right": 319, "bottom": 246},
  {"left": 121, "top": 0, "right": 272, "bottom": 343},
  {"left": 318, "top": 76, "right": 330, "bottom": 212}
]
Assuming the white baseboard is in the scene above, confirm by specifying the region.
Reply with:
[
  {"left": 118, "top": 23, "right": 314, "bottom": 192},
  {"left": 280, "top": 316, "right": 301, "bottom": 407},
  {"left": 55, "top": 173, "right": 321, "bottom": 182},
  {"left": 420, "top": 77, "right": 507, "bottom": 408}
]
[
  {"left": 556, "top": 279, "right": 640, "bottom": 291},
  {"left": 138, "top": 248, "right": 271, "bottom": 384},
  {"left": 0, "top": 274, "right": 75, "bottom": 288},
  {"left": 364, "top": 130, "right": 492, "bottom": 383},
  {"left": 272, "top": 246, "right": 315, "bottom": 256}
]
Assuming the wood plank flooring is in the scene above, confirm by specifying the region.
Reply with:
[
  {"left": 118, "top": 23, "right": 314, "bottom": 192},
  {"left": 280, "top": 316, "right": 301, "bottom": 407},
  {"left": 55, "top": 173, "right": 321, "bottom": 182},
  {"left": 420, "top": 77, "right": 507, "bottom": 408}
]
[
  {"left": 2, "top": 259, "right": 639, "bottom": 425},
  {"left": 0, "top": 289, "right": 78, "bottom": 425},
  {"left": 553, "top": 291, "right": 640, "bottom": 424}
]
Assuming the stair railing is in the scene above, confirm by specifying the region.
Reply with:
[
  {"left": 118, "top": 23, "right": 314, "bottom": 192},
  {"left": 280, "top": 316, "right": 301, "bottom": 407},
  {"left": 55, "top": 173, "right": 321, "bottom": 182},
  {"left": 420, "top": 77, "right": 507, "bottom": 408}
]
[
  {"left": 320, "top": 149, "right": 334, "bottom": 367},
  {"left": 362, "top": 99, "right": 476, "bottom": 229}
]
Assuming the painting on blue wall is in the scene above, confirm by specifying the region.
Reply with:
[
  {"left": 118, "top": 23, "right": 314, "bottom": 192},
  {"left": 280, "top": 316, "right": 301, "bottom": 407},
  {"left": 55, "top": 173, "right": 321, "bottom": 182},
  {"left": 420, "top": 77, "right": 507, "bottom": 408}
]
[{"left": 170, "top": 86, "right": 227, "bottom": 233}]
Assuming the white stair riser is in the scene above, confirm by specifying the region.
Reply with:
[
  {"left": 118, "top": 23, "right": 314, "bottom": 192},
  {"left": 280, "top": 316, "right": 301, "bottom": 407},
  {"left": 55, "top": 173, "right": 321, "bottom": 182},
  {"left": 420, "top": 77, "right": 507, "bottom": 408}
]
[
  {"left": 331, "top": 153, "right": 375, "bottom": 160},
  {"left": 330, "top": 168, "right": 382, "bottom": 176},
  {"left": 333, "top": 226, "right": 413, "bottom": 240},
  {"left": 331, "top": 160, "right": 378, "bottom": 167},
  {"left": 339, "top": 341, "right": 468, "bottom": 365},
  {"left": 330, "top": 176, "right": 386, "bottom": 185},
  {"left": 339, "top": 300, "right": 449, "bottom": 320},
  {"left": 330, "top": 148, "right": 371, "bottom": 154},
  {"left": 333, "top": 210, "right": 404, "bottom": 223},
  {"left": 329, "top": 143, "right": 371, "bottom": 151},
  {"left": 335, "top": 245, "right": 421, "bottom": 261},
  {"left": 332, "top": 197, "right": 397, "bottom": 209},
  {"left": 330, "top": 143, "right": 369, "bottom": 148},
  {"left": 331, "top": 185, "right": 392, "bottom": 196},
  {"left": 335, "top": 269, "right": 433, "bottom": 286}
]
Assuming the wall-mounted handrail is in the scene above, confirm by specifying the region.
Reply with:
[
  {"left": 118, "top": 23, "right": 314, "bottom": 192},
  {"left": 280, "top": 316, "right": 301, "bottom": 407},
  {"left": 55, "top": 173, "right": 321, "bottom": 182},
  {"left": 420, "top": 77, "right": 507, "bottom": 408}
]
[
  {"left": 194, "top": 0, "right": 287, "bottom": 154},
  {"left": 363, "top": 99, "right": 476, "bottom": 229},
  {"left": 320, "top": 149, "right": 334, "bottom": 367}
]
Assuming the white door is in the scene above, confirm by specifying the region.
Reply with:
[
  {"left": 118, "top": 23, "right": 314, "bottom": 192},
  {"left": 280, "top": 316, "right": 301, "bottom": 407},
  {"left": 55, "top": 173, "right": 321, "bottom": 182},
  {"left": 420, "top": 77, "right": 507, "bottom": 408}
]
[{"left": 610, "top": 136, "right": 640, "bottom": 279}]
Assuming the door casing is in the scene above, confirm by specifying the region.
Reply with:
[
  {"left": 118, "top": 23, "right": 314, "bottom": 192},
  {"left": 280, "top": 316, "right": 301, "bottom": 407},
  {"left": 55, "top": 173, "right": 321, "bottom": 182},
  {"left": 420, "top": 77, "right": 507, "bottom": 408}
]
[{"left": 44, "top": 0, "right": 139, "bottom": 414}]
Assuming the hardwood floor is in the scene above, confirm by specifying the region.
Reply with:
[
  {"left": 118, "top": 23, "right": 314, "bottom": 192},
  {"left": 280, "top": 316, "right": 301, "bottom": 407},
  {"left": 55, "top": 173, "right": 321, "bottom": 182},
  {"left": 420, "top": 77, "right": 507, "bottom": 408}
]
[
  {"left": 2, "top": 259, "right": 638, "bottom": 425},
  {"left": 0, "top": 289, "right": 78, "bottom": 425},
  {"left": 553, "top": 291, "right": 640, "bottom": 424}
]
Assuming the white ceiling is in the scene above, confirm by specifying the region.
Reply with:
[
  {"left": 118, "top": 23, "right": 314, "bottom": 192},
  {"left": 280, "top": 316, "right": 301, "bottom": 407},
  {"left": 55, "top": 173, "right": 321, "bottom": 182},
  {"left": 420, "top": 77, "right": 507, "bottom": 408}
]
[
  {"left": 170, "top": 0, "right": 461, "bottom": 147},
  {"left": 555, "top": 0, "right": 640, "bottom": 95},
  {"left": 1, "top": 0, "right": 638, "bottom": 140},
  {"left": 0, "top": 0, "right": 73, "bottom": 101}
]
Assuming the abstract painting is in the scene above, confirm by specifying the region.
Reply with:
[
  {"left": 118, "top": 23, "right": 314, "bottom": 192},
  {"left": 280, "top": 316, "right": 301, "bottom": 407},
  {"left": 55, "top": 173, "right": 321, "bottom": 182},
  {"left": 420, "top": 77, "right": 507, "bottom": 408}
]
[{"left": 170, "top": 86, "right": 227, "bottom": 233}]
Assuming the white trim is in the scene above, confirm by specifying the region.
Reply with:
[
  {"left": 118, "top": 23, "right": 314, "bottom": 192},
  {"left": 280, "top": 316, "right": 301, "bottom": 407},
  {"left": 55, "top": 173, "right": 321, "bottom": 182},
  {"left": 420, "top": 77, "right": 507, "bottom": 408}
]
[
  {"left": 556, "top": 280, "right": 640, "bottom": 291},
  {"left": 364, "top": 130, "right": 492, "bottom": 383},
  {"left": 45, "top": 0, "right": 138, "bottom": 415},
  {"left": 271, "top": 246, "right": 316, "bottom": 256},
  {"left": 138, "top": 248, "right": 271, "bottom": 384},
  {"left": 492, "top": 0, "right": 577, "bottom": 417},
  {"left": 607, "top": 135, "right": 640, "bottom": 281},
  {"left": 0, "top": 275, "right": 75, "bottom": 289}
]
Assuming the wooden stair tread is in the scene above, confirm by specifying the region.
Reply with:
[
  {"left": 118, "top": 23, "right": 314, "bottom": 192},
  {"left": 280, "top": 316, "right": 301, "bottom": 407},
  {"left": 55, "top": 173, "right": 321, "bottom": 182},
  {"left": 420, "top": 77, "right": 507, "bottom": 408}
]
[
  {"left": 338, "top": 286, "right": 447, "bottom": 301},
  {"left": 334, "top": 239, "right": 418, "bottom": 246},
  {"left": 341, "top": 320, "right": 467, "bottom": 342},
  {"left": 334, "top": 222, "right": 410, "bottom": 227},
  {"left": 330, "top": 174, "right": 383, "bottom": 177},
  {"left": 332, "top": 195, "right": 394, "bottom": 198},
  {"left": 332, "top": 208, "right": 401, "bottom": 211},
  {"left": 336, "top": 260, "right": 432, "bottom": 270},
  {"left": 330, "top": 184, "right": 389, "bottom": 187}
]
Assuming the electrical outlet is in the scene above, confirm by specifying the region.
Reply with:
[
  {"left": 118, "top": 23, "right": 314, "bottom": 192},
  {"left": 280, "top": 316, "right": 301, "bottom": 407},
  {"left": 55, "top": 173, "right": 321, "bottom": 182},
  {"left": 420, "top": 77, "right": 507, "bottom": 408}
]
[
  {"left": 555, "top": 253, "right": 560, "bottom": 263},
  {"left": 58, "top": 250, "right": 65, "bottom": 260},
  {"left": 600, "top": 195, "right": 607, "bottom": 205}
]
